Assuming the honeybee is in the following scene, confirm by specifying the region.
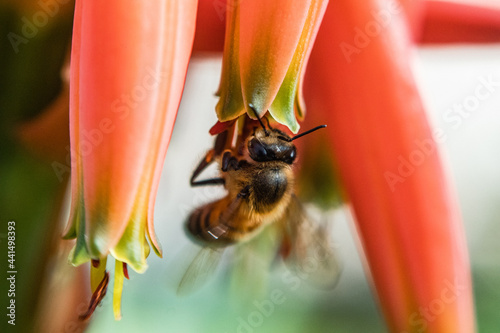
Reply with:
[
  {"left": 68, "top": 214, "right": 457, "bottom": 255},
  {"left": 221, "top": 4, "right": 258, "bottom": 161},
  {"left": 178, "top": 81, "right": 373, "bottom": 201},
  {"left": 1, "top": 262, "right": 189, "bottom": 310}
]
[{"left": 179, "top": 106, "right": 340, "bottom": 293}]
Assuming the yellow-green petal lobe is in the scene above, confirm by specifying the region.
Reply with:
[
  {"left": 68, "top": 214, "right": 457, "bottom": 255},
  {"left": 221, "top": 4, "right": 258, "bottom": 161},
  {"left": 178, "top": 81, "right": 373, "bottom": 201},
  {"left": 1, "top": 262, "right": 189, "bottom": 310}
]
[
  {"left": 91, "top": 257, "right": 108, "bottom": 292},
  {"left": 269, "top": 0, "right": 328, "bottom": 133},
  {"left": 238, "top": 1, "right": 312, "bottom": 117},
  {"left": 215, "top": 0, "right": 245, "bottom": 121}
]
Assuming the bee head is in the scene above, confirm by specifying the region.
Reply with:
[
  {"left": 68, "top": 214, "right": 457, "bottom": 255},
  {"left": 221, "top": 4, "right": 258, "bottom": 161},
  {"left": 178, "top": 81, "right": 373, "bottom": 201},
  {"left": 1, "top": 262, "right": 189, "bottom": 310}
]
[
  {"left": 248, "top": 128, "right": 297, "bottom": 164},
  {"left": 246, "top": 104, "right": 326, "bottom": 165}
]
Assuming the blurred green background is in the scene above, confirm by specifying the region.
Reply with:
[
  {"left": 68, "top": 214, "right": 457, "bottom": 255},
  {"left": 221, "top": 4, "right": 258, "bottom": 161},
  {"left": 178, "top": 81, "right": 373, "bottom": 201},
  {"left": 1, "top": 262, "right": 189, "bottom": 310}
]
[{"left": 0, "top": 2, "right": 74, "bottom": 333}]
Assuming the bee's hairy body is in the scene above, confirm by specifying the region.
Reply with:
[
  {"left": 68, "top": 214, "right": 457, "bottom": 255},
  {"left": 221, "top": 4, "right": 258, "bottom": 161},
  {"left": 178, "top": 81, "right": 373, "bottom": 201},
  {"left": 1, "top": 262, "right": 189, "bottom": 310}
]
[
  {"left": 227, "top": 159, "right": 293, "bottom": 213},
  {"left": 180, "top": 119, "right": 339, "bottom": 295},
  {"left": 188, "top": 126, "right": 297, "bottom": 246}
]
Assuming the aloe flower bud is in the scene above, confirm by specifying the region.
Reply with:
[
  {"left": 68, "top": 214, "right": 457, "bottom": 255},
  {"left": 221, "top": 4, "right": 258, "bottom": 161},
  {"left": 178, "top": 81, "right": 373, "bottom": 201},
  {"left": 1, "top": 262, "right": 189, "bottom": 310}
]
[
  {"left": 216, "top": 0, "right": 329, "bottom": 133},
  {"left": 63, "top": 0, "right": 198, "bottom": 319}
]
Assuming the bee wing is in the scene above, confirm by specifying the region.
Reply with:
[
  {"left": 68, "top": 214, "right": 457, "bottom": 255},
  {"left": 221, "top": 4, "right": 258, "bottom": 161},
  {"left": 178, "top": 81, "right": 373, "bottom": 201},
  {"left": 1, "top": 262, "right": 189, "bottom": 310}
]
[
  {"left": 229, "top": 226, "right": 279, "bottom": 302},
  {"left": 176, "top": 246, "right": 224, "bottom": 296},
  {"left": 282, "top": 195, "right": 341, "bottom": 289},
  {"left": 179, "top": 194, "right": 247, "bottom": 295}
]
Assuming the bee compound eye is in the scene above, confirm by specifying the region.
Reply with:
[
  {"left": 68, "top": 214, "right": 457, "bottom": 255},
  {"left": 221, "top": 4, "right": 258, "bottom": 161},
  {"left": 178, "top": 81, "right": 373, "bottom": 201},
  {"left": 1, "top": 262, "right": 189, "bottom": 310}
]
[
  {"left": 248, "top": 139, "right": 268, "bottom": 161},
  {"left": 284, "top": 147, "right": 296, "bottom": 164}
]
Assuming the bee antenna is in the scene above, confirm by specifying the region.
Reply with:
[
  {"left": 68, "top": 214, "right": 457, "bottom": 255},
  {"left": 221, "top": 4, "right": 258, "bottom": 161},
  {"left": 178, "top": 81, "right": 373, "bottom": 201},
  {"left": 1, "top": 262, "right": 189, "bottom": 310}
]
[
  {"left": 290, "top": 124, "right": 327, "bottom": 141},
  {"left": 264, "top": 116, "right": 273, "bottom": 129},
  {"left": 248, "top": 104, "right": 269, "bottom": 136}
]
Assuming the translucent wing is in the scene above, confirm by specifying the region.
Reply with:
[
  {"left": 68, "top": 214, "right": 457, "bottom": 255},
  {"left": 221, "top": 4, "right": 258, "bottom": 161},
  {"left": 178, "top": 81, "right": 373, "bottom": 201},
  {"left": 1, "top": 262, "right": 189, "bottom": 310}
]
[
  {"left": 178, "top": 193, "right": 246, "bottom": 295},
  {"left": 176, "top": 246, "right": 224, "bottom": 296},
  {"left": 229, "top": 226, "right": 279, "bottom": 302},
  {"left": 281, "top": 195, "right": 341, "bottom": 289}
]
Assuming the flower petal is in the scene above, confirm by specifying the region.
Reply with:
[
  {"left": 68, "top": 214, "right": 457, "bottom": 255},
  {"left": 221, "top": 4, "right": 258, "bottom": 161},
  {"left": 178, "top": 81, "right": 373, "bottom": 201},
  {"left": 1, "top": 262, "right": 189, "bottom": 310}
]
[
  {"left": 215, "top": 0, "right": 245, "bottom": 121},
  {"left": 304, "top": 0, "right": 475, "bottom": 331},
  {"left": 215, "top": 0, "right": 329, "bottom": 132},
  {"left": 238, "top": 0, "right": 312, "bottom": 117},
  {"left": 146, "top": 0, "right": 199, "bottom": 258},
  {"left": 67, "top": 0, "right": 198, "bottom": 267},
  {"left": 269, "top": 0, "right": 328, "bottom": 133}
]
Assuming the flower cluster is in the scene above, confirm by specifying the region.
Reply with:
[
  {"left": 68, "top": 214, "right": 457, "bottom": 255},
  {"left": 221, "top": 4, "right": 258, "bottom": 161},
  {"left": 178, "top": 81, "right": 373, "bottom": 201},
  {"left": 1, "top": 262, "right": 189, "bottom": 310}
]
[{"left": 65, "top": 0, "right": 500, "bottom": 329}]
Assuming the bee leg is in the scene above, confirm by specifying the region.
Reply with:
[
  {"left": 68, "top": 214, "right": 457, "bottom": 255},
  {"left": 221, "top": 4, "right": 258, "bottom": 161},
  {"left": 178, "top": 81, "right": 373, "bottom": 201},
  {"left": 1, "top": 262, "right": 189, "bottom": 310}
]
[
  {"left": 191, "top": 178, "right": 225, "bottom": 187},
  {"left": 190, "top": 150, "right": 225, "bottom": 187},
  {"left": 221, "top": 150, "right": 244, "bottom": 172},
  {"left": 237, "top": 185, "right": 251, "bottom": 199},
  {"left": 190, "top": 131, "right": 230, "bottom": 187}
]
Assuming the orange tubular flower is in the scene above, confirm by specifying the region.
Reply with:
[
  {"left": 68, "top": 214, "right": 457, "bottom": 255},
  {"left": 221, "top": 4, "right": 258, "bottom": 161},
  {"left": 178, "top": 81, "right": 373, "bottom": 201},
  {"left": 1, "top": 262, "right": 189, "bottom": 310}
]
[
  {"left": 304, "top": 0, "right": 475, "bottom": 332},
  {"left": 59, "top": 0, "right": 495, "bottom": 326},
  {"left": 64, "top": 0, "right": 198, "bottom": 320}
]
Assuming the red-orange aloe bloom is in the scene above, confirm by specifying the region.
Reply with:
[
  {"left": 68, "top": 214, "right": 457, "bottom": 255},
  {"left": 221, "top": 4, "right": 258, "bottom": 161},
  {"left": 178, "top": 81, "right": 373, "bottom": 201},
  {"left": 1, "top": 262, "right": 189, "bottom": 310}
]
[
  {"left": 64, "top": 0, "right": 198, "bottom": 319},
  {"left": 211, "top": 0, "right": 475, "bottom": 330},
  {"left": 62, "top": 0, "right": 497, "bottom": 326},
  {"left": 304, "top": 0, "right": 475, "bottom": 331},
  {"left": 216, "top": 0, "right": 328, "bottom": 133}
]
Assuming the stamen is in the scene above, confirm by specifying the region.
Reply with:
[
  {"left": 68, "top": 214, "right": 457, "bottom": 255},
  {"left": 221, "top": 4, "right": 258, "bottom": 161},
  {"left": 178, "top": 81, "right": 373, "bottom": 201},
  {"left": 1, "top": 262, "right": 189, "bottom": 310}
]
[
  {"left": 79, "top": 272, "right": 110, "bottom": 321},
  {"left": 91, "top": 259, "right": 100, "bottom": 268},
  {"left": 122, "top": 262, "right": 129, "bottom": 280}
]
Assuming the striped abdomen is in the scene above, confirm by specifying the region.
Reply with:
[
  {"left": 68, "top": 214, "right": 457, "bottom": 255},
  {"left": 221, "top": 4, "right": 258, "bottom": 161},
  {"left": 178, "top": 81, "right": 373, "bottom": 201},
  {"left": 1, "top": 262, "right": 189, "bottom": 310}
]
[{"left": 186, "top": 196, "right": 262, "bottom": 246}]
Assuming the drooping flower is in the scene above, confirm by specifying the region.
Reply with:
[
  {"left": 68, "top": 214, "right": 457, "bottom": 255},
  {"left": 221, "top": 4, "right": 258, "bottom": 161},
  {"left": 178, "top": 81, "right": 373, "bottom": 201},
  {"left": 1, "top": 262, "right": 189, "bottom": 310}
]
[
  {"left": 303, "top": 0, "right": 475, "bottom": 331},
  {"left": 59, "top": 0, "right": 500, "bottom": 327},
  {"left": 64, "top": 0, "right": 198, "bottom": 319},
  {"left": 215, "top": 0, "right": 329, "bottom": 133},
  {"left": 212, "top": 0, "right": 486, "bottom": 331}
]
